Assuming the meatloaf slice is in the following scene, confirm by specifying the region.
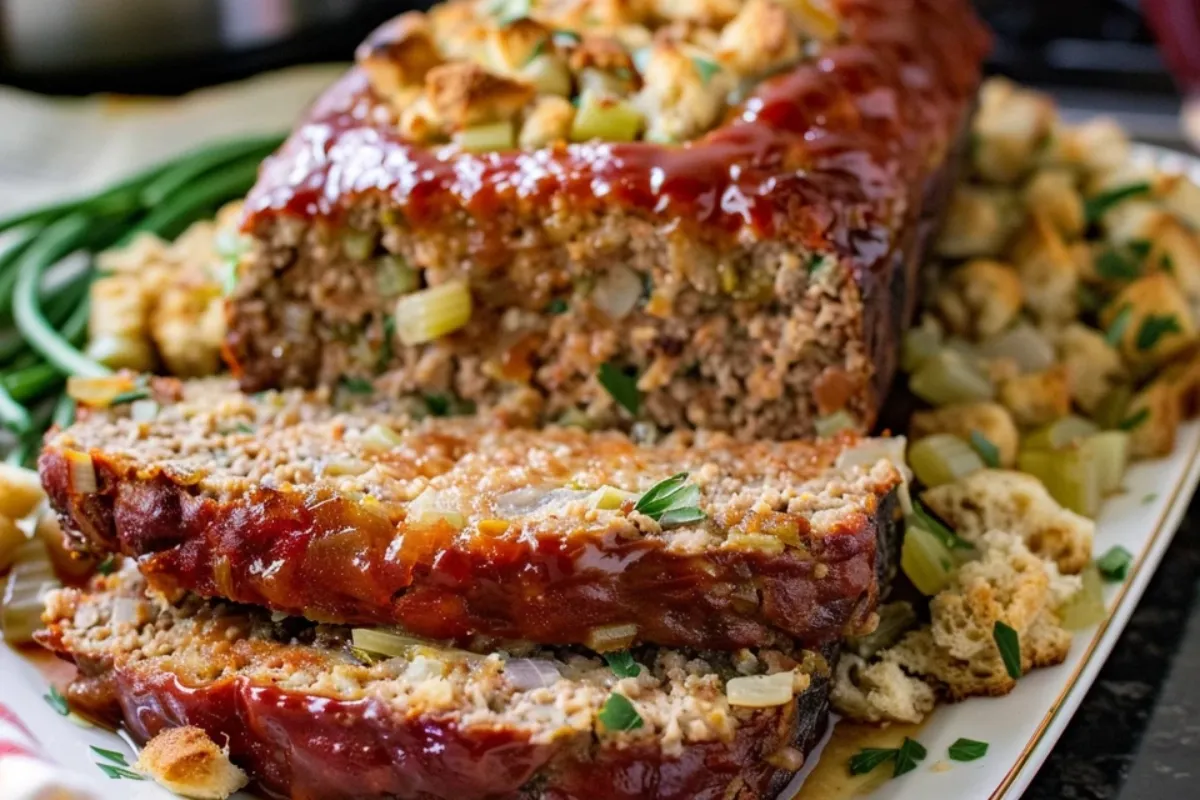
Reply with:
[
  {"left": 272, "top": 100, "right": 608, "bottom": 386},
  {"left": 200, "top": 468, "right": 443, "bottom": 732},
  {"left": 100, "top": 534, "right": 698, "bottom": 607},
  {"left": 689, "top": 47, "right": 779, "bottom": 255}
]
[
  {"left": 226, "top": 0, "right": 988, "bottom": 440},
  {"left": 40, "top": 570, "right": 836, "bottom": 800},
  {"left": 40, "top": 378, "right": 902, "bottom": 652}
]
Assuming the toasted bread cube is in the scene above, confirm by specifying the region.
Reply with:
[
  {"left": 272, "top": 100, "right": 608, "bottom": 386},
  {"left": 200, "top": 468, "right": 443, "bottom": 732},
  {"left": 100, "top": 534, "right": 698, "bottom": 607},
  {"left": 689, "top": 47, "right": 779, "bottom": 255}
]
[
  {"left": 831, "top": 655, "right": 935, "bottom": 725},
  {"left": 1009, "top": 214, "right": 1078, "bottom": 323},
  {"left": 717, "top": 0, "right": 804, "bottom": 77},
  {"left": 1100, "top": 200, "right": 1164, "bottom": 246},
  {"left": 933, "top": 259, "right": 1023, "bottom": 340},
  {"left": 972, "top": 79, "right": 1055, "bottom": 184},
  {"left": 425, "top": 62, "right": 535, "bottom": 128},
  {"left": 488, "top": 17, "right": 554, "bottom": 76},
  {"left": 1147, "top": 217, "right": 1200, "bottom": 309},
  {"left": 1054, "top": 323, "right": 1128, "bottom": 415},
  {"left": 135, "top": 726, "right": 248, "bottom": 800},
  {"left": 909, "top": 402, "right": 1019, "bottom": 468},
  {"left": 936, "top": 186, "right": 1019, "bottom": 259},
  {"left": 636, "top": 41, "right": 732, "bottom": 142},
  {"left": 1163, "top": 174, "right": 1200, "bottom": 231},
  {"left": 520, "top": 96, "right": 577, "bottom": 148},
  {"left": 1043, "top": 117, "right": 1130, "bottom": 176},
  {"left": 1100, "top": 273, "right": 1197, "bottom": 368},
  {"left": 997, "top": 365, "right": 1071, "bottom": 428},
  {"left": 358, "top": 13, "right": 443, "bottom": 101},
  {"left": 778, "top": 0, "right": 841, "bottom": 41},
  {"left": 1023, "top": 169, "right": 1084, "bottom": 238},
  {"left": 651, "top": 0, "right": 742, "bottom": 26},
  {"left": 1125, "top": 379, "right": 1181, "bottom": 459}
]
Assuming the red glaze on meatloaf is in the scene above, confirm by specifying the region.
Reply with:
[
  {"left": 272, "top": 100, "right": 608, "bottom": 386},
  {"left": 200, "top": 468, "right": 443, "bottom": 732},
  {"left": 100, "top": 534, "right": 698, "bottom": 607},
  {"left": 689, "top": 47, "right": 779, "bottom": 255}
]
[{"left": 40, "top": 379, "right": 901, "bottom": 651}]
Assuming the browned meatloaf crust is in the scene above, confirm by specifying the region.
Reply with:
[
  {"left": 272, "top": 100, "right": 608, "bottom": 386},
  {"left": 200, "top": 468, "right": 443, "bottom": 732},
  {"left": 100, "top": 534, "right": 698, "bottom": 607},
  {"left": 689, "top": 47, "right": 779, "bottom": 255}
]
[
  {"left": 40, "top": 570, "right": 837, "bottom": 800},
  {"left": 40, "top": 378, "right": 902, "bottom": 652},
  {"left": 225, "top": 0, "right": 988, "bottom": 440}
]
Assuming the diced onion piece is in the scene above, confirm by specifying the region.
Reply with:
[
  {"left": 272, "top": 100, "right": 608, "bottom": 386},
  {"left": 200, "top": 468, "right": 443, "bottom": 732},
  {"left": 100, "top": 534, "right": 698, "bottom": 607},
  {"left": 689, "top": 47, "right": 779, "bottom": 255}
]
[
  {"left": 836, "top": 436, "right": 912, "bottom": 515},
  {"left": 504, "top": 658, "right": 563, "bottom": 690},
  {"left": 1058, "top": 564, "right": 1107, "bottom": 630},
  {"left": 1083, "top": 431, "right": 1130, "bottom": 497},
  {"left": 1023, "top": 415, "right": 1100, "bottom": 452},
  {"left": 844, "top": 601, "right": 918, "bottom": 659},
  {"left": 110, "top": 597, "right": 140, "bottom": 626},
  {"left": 571, "top": 94, "right": 643, "bottom": 142},
  {"left": 377, "top": 255, "right": 420, "bottom": 298},
  {"left": 394, "top": 281, "right": 473, "bottom": 346},
  {"left": 352, "top": 628, "right": 426, "bottom": 659},
  {"left": 129, "top": 399, "right": 160, "bottom": 422},
  {"left": 901, "top": 323, "right": 943, "bottom": 373},
  {"left": 908, "top": 351, "right": 994, "bottom": 406},
  {"left": 85, "top": 334, "right": 156, "bottom": 372},
  {"left": 360, "top": 423, "right": 405, "bottom": 452},
  {"left": 901, "top": 523, "right": 955, "bottom": 596},
  {"left": 66, "top": 376, "right": 137, "bottom": 408},
  {"left": 585, "top": 622, "right": 638, "bottom": 652},
  {"left": 1, "top": 538, "right": 59, "bottom": 644},
  {"left": 1018, "top": 448, "right": 1102, "bottom": 518},
  {"left": 325, "top": 458, "right": 371, "bottom": 477},
  {"left": 65, "top": 451, "right": 97, "bottom": 495},
  {"left": 814, "top": 411, "right": 857, "bottom": 438},
  {"left": 0, "top": 463, "right": 46, "bottom": 519},
  {"left": 407, "top": 488, "right": 466, "bottom": 530},
  {"left": 588, "top": 485, "right": 635, "bottom": 510},
  {"left": 342, "top": 230, "right": 377, "bottom": 261},
  {"left": 454, "top": 120, "right": 516, "bottom": 152},
  {"left": 908, "top": 434, "right": 985, "bottom": 487},
  {"left": 977, "top": 323, "right": 1056, "bottom": 374},
  {"left": 0, "top": 516, "right": 25, "bottom": 574},
  {"left": 727, "top": 671, "right": 796, "bottom": 708},
  {"left": 591, "top": 265, "right": 643, "bottom": 320}
]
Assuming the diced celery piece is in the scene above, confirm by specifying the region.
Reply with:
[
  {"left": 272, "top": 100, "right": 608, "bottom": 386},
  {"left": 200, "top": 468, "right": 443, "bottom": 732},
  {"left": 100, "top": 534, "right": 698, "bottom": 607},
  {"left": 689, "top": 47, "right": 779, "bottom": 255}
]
[
  {"left": 977, "top": 323, "right": 1056, "bottom": 373},
  {"left": 908, "top": 351, "right": 994, "bottom": 406},
  {"left": 901, "top": 323, "right": 943, "bottom": 373},
  {"left": 377, "top": 255, "right": 420, "bottom": 298},
  {"left": 908, "top": 434, "right": 985, "bottom": 487},
  {"left": 1083, "top": 431, "right": 1130, "bottom": 496},
  {"left": 901, "top": 523, "right": 956, "bottom": 596},
  {"left": 342, "top": 230, "right": 377, "bottom": 261},
  {"left": 570, "top": 94, "right": 643, "bottom": 142},
  {"left": 1023, "top": 415, "right": 1101, "bottom": 451},
  {"left": 394, "top": 281, "right": 473, "bottom": 345},
  {"left": 454, "top": 120, "right": 515, "bottom": 152},
  {"left": 814, "top": 410, "right": 858, "bottom": 438},
  {"left": 1018, "top": 447, "right": 1102, "bottom": 517},
  {"left": 1059, "top": 564, "right": 1107, "bottom": 630}
]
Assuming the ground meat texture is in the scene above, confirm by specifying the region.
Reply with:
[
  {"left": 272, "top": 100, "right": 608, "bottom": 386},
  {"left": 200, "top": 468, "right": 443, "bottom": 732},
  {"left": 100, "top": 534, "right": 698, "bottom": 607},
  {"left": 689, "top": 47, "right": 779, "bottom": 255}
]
[
  {"left": 40, "top": 379, "right": 902, "bottom": 652},
  {"left": 39, "top": 571, "right": 836, "bottom": 800},
  {"left": 225, "top": 0, "right": 989, "bottom": 440}
]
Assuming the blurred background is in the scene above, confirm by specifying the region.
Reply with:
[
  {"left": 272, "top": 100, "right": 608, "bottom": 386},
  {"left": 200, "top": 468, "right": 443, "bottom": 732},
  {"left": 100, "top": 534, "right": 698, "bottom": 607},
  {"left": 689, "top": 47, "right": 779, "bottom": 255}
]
[{"left": 0, "top": 0, "right": 1197, "bottom": 149}]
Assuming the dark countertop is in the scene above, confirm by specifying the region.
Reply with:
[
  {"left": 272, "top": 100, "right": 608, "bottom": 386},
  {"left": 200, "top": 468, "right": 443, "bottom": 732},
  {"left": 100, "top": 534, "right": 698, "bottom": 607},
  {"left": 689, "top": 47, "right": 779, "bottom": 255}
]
[{"left": 1026, "top": 497, "right": 1200, "bottom": 799}]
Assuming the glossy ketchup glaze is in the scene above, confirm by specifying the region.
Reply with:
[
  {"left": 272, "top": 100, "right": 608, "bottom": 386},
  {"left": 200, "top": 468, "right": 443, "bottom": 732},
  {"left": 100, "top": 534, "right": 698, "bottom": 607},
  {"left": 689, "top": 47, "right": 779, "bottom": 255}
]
[{"left": 243, "top": 0, "right": 989, "bottom": 270}]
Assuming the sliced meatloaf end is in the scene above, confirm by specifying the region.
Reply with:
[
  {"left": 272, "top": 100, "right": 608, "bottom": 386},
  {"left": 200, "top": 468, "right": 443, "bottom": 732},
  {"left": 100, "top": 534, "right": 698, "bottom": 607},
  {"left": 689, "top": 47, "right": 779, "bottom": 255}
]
[
  {"left": 40, "top": 570, "right": 836, "bottom": 800},
  {"left": 40, "top": 379, "right": 902, "bottom": 652},
  {"left": 225, "top": 0, "right": 989, "bottom": 440}
]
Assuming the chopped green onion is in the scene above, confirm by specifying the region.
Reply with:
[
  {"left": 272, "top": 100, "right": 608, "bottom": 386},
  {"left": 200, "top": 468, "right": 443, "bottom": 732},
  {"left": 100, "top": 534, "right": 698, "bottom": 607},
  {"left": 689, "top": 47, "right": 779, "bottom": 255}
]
[
  {"left": 44, "top": 686, "right": 69, "bottom": 716},
  {"left": 908, "top": 434, "right": 985, "bottom": 487},
  {"left": 91, "top": 747, "right": 129, "bottom": 766},
  {"left": 993, "top": 621, "right": 1022, "bottom": 680},
  {"left": 598, "top": 362, "right": 640, "bottom": 415},
  {"left": 893, "top": 738, "right": 927, "bottom": 777},
  {"left": 691, "top": 57, "right": 721, "bottom": 84},
  {"left": 604, "top": 651, "right": 641, "bottom": 678},
  {"left": 969, "top": 430, "right": 1001, "bottom": 468},
  {"left": 848, "top": 737, "right": 927, "bottom": 779},
  {"left": 97, "top": 764, "right": 145, "bottom": 781},
  {"left": 901, "top": 522, "right": 956, "bottom": 596},
  {"left": 1095, "top": 248, "right": 1141, "bottom": 281},
  {"left": 97, "top": 554, "right": 117, "bottom": 576},
  {"left": 1135, "top": 313, "right": 1182, "bottom": 351},
  {"left": 394, "top": 280, "right": 473, "bottom": 346},
  {"left": 545, "top": 298, "right": 569, "bottom": 315},
  {"left": 1105, "top": 304, "right": 1133, "bottom": 347},
  {"left": 1118, "top": 408, "right": 1150, "bottom": 432},
  {"left": 948, "top": 738, "right": 989, "bottom": 762},
  {"left": 1096, "top": 545, "right": 1134, "bottom": 582},
  {"left": 1085, "top": 182, "right": 1152, "bottom": 224},
  {"left": 597, "top": 693, "right": 643, "bottom": 731},
  {"left": 109, "top": 389, "right": 150, "bottom": 406},
  {"left": 340, "top": 377, "right": 374, "bottom": 395},
  {"left": 911, "top": 500, "right": 973, "bottom": 550}
]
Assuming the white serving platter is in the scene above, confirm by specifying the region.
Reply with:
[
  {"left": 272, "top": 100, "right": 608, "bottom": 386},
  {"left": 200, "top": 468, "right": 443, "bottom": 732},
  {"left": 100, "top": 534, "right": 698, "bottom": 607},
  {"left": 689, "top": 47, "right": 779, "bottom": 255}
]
[{"left": 2, "top": 145, "right": 1199, "bottom": 800}]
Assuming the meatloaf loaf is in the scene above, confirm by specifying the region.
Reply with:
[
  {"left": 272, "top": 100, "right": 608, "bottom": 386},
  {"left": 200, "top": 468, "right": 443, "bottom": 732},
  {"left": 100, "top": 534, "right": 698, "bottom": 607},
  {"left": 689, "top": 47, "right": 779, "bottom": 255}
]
[
  {"left": 40, "top": 377, "right": 902, "bottom": 652},
  {"left": 226, "top": 0, "right": 989, "bottom": 439},
  {"left": 40, "top": 569, "right": 836, "bottom": 800}
]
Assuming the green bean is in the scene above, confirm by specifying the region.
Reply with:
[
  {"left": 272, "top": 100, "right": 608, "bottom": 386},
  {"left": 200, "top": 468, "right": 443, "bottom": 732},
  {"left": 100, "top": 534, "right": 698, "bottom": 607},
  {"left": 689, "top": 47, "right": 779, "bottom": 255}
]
[
  {"left": 0, "top": 231, "right": 42, "bottom": 321},
  {"left": 0, "top": 381, "right": 31, "bottom": 434},
  {"left": 13, "top": 214, "right": 110, "bottom": 378},
  {"left": 44, "top": 272, "right": 91, "bottom": 329},
  {"left": 4, "top": 439, "right": 32, "bottom": 467},
  {"left": 129, "top": 157, "right": 263, "bottom": 242},
  {"left": 3, "top": 363, "right": 61, "bottom": 403},
  {"left": 139, "top": 134, "right": 282, "bottom": 207}
]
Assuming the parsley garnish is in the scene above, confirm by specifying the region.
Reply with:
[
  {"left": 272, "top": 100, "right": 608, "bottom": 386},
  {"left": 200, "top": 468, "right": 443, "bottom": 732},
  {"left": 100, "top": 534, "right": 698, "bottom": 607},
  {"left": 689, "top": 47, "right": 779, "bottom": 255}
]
[
  {"left": 526, "top": 39, "right": 548, "bottom": 65},
  {"left": 969, "top": 430, "right": 1000, "bottom": 468},
  {"left": 340, "top": 377, "right": 374, "bottom": 395},
  {"left": 545, "top": 298, "right": 569, "bottom": 315},
  {"left": 848, "top": 737, "right": 927, "bottom": 778},
  {"left": 1161, "top": 252, "right": 1175, "bottom": 273},
  {"left": 1105, "top": 304, "right": 1133, "bottom": 347},
  {"left": 911, "top": 500, "right": 973, "bottom": 551},
  {"left": 597, "top": 693, "right": 643, "bottom": 731},
  {"left": 1077, "top": 284, "right": 1104, "bottom": 315},
  {"left": 993, "top": 621, "right": 1022, "bottom": 680},
  {"left": 1085, "top": 182, "right": 1152, "bottom": 224},
  {"left": 378, "top": 315, "right": 396, "bottom": 370},
  {"left": 109, "top": 389, "right": 149, "bottom": 406},
  {"left": 1135, "top": 313, "right": 1182, "bottom": 351},
  {"left": 691, "top": 57, "right": 720, "bottom": 85},
  {"left": 1143, "top": 493, "right": 1158, "bottom": 505},
  {"left": 598, "top": 362, "right": 641, "bottom": 415},
  {"left": 1118, "top": 408, "right": 1150, "bottom": 431},
  {"left": 91, "top": 746, "right": 129, "bottom": 766},
  {"left": 1129, "top": 239, "right": 1153, "bottom": 259},
  {"left": 948, "top": 738, "right": 989, "bottom": 762},
  {"left": 44, "top": 686, "right": 69, "bottom": 716},
  {"left": 634, "top": 473, "right": 706, "bottom": 527},
  {"left": 97, "top": 554, "right": 117, "bottom": 576},
  {"left": 98, "top": 764, "right": 145, "bottom": 781},
  {"left": 425, "top": 394, "right": 451, "bottom": 417},
  {"left": 1097, "top": 545, "right": 1133, "bottom": 582},
  {"left": 235, "top": 422, "right": 255, "bottom": 434},
  {"left": 1095, "top": 248, "right": 1141, "bottom": 281},
  {"left": 604, "top": 651, "right": 641, "bottom": 678},
  {"left": 806, "top": 254, "right": 828, "bottom": 275}
]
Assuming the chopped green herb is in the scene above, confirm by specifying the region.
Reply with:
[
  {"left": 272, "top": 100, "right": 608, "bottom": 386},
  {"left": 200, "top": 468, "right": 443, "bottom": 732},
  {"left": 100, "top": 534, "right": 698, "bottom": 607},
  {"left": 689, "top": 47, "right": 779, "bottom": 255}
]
[
  {"left": 526, "top": 39, "right": 548, "bottom": 65},
  {"left": 553, "top": 29, "right": 582, "bottom": 46},
  {"left": 1135, "top": 313, "right": 1182, "bottom": 351},
  {"left": 1077, "top": 283, "right": 1104, "bottom": 315},
  {"left": 597, "top": 693, "right": 644, "bottom": 731},
  {"left": 1161, "top": 252, "right": 1175, "bottom": 273},
  {"left": 378, "top": 315, "right": 396, "bottom": 370},
  {"left": 98, "top": 764, "right": 145, "bottom": 781},
  {"left": 44, "top": 686, "right": 69, "bottom": 716},
  {"left": 614, "top": 66, "right": 633, "bottom": 81},
  {"left": 911, "top": 500, "right": 973, "bottom": 551},
  {"left": 806, "top": 254, "right": 828, "bottom": 275},
  {"left": 1085, "top": 182, "right": 1152, "bottom": 224},
  {"left": 893, "top": 737, "right": 927, "bottom": 777},
  {"left": 1105, "top": 304, "right": 1133, "bottom": 347},
  {"left": 1128, "top": 239, "right": 1153, "bottom": 259},
  {"left": 1143, "top": 493, "right": 1158, "bottom": 505},
  {"left": 235, "top": 422, "right": 255, "bottom": 434},
  {"left": 604, "top": 651, "right": 641, "bottom": 678},
  {"left": 1118, "top": 408, "right": 1150, "bottom": 432},
  {"left": 97, "top": 554, "right": 117, "bottom": 576},
  {"left": 848, "top": 738, "right": 927, "bottom": 778},
  {"left": 634, "top": 473, "right": 707, "bottom": 527},
  {"left": 691, "top": 57, "right": 720, "bottom": 85},
  {"left": 109, "top": 389, "right": 149, "bottom": 406},
  {"left": 598, "top": 362, "right": 641, "bottom": 415},
  {"left": 340, "top": 377, "right": 374, "bottom": 395},
  {"left": 91, "top": 746, "right": 129, "bottom": 766},
  {"left": 1095, "top": 249, "right": 1141, "bottom": 281},
  {"left": 993, "top": 620, "right": 1022, "bottom": 680},
  {"left": 969, "top": 430, "right": 1001, "bottom": 468},
  {"left": 545, "top": 298, "right": 569, "bottom": 315},
  {"left": 1097, "top": 545, "right": 1134, "bottom": 582},
  {"left": 948, "top": 738, "right": 989, "bottom": 762},
  {"left": 425, "top": 394, "right": 451, "bottom": 417}
]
